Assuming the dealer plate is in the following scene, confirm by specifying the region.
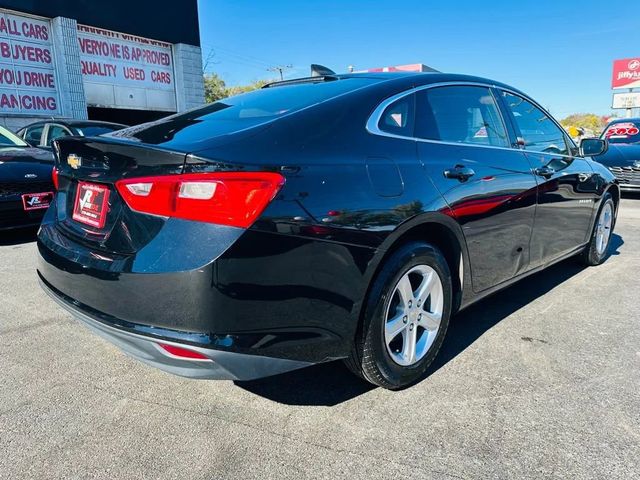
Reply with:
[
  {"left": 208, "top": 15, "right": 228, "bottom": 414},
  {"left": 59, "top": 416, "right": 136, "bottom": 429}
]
[
  {"left": 22, "top": 192, "right": 53, "bottom": 211},
  {"left": 72, "top": 182, "right": 110, "bottom": 228}
]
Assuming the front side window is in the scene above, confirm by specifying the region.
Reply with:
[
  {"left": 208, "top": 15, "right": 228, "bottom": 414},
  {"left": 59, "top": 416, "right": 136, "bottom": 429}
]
[
  {"left": 415, "top": 86, "right": 509, "bottom": 147},
  {"left": 378, "top": 94, "right": 415, "bottom": 136},
  {"left": 502, "top": 92, "right": 568, "bottom": 155}
]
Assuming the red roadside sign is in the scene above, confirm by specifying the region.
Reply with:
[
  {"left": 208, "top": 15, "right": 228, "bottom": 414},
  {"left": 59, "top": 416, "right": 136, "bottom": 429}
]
[{"left": 612, "top": 58, "right": 640, "bottom": 89}]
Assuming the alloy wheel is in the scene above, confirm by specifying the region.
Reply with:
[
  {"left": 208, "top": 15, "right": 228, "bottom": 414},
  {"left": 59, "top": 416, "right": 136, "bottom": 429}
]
[
  {"left": 384, "top": 265, "right": 444, "bottom": 367},
  {"left": 595, "top": 202, "right": 613, "bottom": 256}
]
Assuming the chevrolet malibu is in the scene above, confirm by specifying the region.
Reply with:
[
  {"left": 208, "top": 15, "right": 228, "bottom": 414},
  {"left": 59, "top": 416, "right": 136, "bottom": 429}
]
[{"left": 37, "top": 72, "right": 619, "bottom": 389}]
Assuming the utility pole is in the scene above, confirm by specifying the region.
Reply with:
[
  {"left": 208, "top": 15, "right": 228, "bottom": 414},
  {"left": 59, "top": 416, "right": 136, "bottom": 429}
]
[{"left": 268, "top": 65, "right": 292, "bottom": 81}]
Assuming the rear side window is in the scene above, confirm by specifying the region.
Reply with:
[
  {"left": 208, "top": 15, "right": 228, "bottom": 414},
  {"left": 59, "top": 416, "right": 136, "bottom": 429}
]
[
  {"left": 378, "top": 94, "right": 415, "bottom": 136},
  {"left": 502, "top": 92, "right": 569, "bottom": 155},
  {"left": 415, "top": 86, "right": 509, "bottom": 147}
]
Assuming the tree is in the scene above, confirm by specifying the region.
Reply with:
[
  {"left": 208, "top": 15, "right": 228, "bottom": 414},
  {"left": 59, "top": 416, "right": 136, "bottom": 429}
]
[
  {"left": 225, "top": 79, "right": 271, "bottom": 97},
  {"left": 203, "top": 73, "right": 228, "bottom": 103},
  {"left": 203, "top": 74, "right": 272, "bottom": 104},
  {"left": 560, "top": 113, "right": 607, "bottom": 136}
]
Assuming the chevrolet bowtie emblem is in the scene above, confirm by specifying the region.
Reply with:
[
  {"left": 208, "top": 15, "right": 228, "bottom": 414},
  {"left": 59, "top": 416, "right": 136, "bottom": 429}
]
[{"left": 67, "top": 154, "right": 82, "bottom": 169}]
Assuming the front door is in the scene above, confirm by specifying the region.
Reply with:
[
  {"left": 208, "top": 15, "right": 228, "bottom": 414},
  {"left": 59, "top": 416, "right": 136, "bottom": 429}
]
[
  {"left": 415, "top": 85, "right": 538, "bottom": 293},
  {"left": 499, "top": 91, "right": 597, "bottom": 267}
]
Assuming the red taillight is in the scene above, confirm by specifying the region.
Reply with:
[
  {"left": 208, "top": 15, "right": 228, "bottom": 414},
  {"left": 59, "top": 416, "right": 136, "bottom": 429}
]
[
  {"left": 115, "top": 172, "right": 285, "bottom": 228},
  {"left": 157, "top": 343, "right": 210, "bottom": 360},
  {"left": 52, "top": 167, "right": 59, "bottom": 190}
]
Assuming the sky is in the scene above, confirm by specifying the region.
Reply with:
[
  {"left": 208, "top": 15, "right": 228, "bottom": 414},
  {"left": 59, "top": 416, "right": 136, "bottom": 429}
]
[{"left": 197, "top": 0, "right": 640, "bottom": 119}]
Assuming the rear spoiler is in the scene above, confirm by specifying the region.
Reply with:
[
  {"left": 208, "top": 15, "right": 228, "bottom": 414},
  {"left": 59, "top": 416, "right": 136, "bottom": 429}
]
[
  {"left": 263, "top": 75, "right": 339, "bottom": 88},
  {"left": 263, "top": 64, "right": 338, "bottom": 88}
]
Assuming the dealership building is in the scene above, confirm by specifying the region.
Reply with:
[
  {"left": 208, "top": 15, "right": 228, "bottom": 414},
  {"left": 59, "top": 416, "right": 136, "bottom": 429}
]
[{"left": 0, "top": 0, "right": 204, "bottom": 130}]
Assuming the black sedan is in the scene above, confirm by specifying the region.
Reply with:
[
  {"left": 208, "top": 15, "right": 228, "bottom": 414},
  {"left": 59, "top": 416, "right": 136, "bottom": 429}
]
[
  {"left": 593, "top": 118, "right": 640, "bottom": 191},
  {"left": 37, "top": 72, "right": 619, "bottom": 389},
  {"left": 16, "top": 119, "right": 127, "bottom": 149},
  {"left": 0, "top": 126, "right": 55, "bottom": 231}
]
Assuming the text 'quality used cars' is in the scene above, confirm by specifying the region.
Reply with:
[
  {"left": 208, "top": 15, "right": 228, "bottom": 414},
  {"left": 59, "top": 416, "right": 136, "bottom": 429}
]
[{"left": 37, "top": 72, "right": 619, "bottom": 389}]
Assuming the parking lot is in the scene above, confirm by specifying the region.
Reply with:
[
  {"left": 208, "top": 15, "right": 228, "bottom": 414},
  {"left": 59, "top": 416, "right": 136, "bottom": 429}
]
[{"left": 0, "top": 198, "right": 638, "bottom": 479}]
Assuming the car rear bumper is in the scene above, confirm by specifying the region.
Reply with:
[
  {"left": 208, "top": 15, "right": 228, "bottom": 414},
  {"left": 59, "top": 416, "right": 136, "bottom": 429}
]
[
  {"left": 36, "top": 187, "right": 378, "bottom": 373},
  {"left": 39, "top": 274, "right": 313, "bottom": 380}
]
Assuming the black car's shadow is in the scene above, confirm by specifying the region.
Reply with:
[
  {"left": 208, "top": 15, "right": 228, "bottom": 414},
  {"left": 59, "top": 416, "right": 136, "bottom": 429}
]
[
  {"left": 235, "top": 234, "right": 624, "bottom": 406},
  {"left": 0, "top": 227, "right": 39, "bottom": 246},
  {"left": 622, "top": 191, "right": 640, "bottom": 200}
]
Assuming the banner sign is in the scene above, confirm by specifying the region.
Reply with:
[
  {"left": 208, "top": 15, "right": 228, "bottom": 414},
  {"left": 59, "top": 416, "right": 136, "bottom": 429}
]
[
  {"left": 612, "top": 58, "right": 640, "bottom": 90},
  {"left": 0, "top": 11, "right": 59, "bottom": 114},
  {"left": 77, "top": 24, "right": 174, "bottom": 93},
  {"left": 612, "top": 92, "right": 640, "bottom": 109},
  {"left": 603, "top": 122, "right": 640, "bottom": 140}
]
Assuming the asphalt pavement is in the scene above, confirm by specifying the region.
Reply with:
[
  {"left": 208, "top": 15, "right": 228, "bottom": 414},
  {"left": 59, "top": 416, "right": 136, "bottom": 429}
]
[{"left": 1, "top": 197, "right": 639, "bottom": 479}]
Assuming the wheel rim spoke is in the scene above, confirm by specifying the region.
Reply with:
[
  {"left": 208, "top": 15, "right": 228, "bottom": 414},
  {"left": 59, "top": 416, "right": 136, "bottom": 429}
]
[
  {"left": 403, "top": 326, "right": 417, "bottom": 364},
  {"left": 385, "top": 312, "right": 407, "bottom": 341},
  {"left": 422, "top": 311, "right": 441, "bottom": 331},
  {"left": 396, "top": 275, "right": 414, "bottom": 307},
  {"left": 415, "top": 271, "right": 435, "bottom": 305}
]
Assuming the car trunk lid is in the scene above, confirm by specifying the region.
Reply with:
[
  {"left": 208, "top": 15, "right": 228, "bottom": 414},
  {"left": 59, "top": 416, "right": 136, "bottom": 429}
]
[{"left": 53, "top": 137, "right": 188, "bottom": 253}]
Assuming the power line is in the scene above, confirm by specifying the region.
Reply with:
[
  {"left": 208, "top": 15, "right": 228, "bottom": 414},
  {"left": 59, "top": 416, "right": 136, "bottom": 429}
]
[
  {"left": 267, "top": 65, "right": 293, "bottom": 81},
  {"left": 200, "top": 44, "right": 274, "bottom": 68}
]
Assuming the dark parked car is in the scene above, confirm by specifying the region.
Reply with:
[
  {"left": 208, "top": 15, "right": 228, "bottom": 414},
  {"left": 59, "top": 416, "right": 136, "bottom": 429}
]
[
  {"left": 16, "top": 119, "right": 127, "bottom": 149},
  {"left": 0, "top": 125, "right": 55, "bottom": 231},
  {"left": 37, "top": 72, "right": 619, "bottom": 389},
  {"left": 593, "top": 118, "right": 640, "bottom": 191}
]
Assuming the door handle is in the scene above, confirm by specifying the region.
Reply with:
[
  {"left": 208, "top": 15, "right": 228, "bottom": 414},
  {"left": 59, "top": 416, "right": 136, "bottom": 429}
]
[
  {"left": 533, "top": 166, "right": 554, "bottom": 178},
  {"left": 443, "top": 165, "right": 475, "bottom": 182}
]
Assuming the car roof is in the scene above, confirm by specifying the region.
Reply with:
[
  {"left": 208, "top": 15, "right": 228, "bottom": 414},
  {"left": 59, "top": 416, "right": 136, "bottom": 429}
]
[
  {"left": 348, "top": 71, "right": 523, "bottom": 92},
  {"left": 607, "top": 117, "right": 640, "bottom": 124},
  {"left": 267, "top": 71, "right": 529, "bottom": 99}
]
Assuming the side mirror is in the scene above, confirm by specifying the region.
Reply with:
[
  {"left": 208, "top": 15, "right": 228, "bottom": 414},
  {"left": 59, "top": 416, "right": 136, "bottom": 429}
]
[{"left": 579, "top": 138, "right": 608, "bottom": 157}]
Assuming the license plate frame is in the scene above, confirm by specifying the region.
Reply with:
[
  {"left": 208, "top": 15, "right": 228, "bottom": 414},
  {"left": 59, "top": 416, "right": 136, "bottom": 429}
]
[
  {"left": 72, "top": 182, "right": 110, "bottom": 229},
  {"left": 21, "top": 192, "right": 54, "bottom": 211}
]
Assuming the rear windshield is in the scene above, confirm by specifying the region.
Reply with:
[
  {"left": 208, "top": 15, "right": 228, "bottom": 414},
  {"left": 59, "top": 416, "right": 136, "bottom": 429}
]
[
  {"left": 601, "top": 121, "right": 640, "bottom": 144},
  {"left": 112, "top": 78, "right": 376, "bottom": 147},
  {"left": 77, "top": 125, "right": 124, "bottom": 137}
]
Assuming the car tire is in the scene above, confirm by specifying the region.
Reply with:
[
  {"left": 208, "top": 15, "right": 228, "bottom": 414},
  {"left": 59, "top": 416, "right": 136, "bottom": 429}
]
[
  {"left": 580, "top": 193, "right": 616, "bottom": 266},
  {"left": 346, "top": 241, "right": 452, "bottom": 390}
]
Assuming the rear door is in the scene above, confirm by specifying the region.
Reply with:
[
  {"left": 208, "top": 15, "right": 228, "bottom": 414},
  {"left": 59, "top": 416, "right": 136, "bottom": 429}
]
[
  {"left": 499, "top": 91, "right": 597, "bottom": 267},
  {"left": 415, "top": 85, "right": 538, "bottom": 293}
]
